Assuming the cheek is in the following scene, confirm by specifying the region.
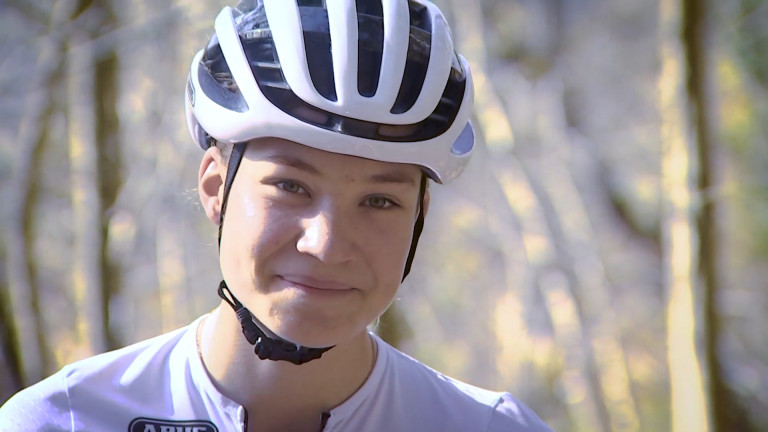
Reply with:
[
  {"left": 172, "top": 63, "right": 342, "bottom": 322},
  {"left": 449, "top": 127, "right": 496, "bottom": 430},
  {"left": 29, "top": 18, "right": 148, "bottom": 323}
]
[
  {"left": 240, "top": 193, "right": 260, "bottom": 219},
  {"left": 233, "top": 195, "right": 296, "bottom": 249},
  {"left": 223, "top": 195, "right": 265, "bottom": 242},
  {"left": 220, "top": 194, "right": 282, "bottom": 265},
  {"left": 365, "top": 218, "right": 416, "bottom": 276}
]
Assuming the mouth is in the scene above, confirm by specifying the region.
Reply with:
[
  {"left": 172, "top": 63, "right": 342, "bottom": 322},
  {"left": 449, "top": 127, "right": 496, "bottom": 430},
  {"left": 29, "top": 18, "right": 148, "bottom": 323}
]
[{"left": 277, "top": 275, "right": 355, "bottom": 293}]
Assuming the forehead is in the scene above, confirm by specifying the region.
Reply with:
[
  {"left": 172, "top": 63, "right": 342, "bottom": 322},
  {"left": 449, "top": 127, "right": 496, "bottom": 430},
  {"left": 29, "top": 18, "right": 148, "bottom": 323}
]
[{"left": 243, "top": 138, "right": 423, "bottom": 183}]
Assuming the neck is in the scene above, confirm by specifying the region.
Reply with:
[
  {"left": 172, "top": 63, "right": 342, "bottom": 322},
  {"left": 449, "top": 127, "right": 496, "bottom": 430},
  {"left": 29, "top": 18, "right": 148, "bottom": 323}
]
[{"left": 198, "top": 304, "right": 376, "bottom": 429}]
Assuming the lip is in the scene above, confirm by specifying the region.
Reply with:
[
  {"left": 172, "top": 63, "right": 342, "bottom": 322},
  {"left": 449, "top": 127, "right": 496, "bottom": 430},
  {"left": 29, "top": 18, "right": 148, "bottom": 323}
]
[{"left": 278, "top": 275, "right": 354, "bottom": 292}]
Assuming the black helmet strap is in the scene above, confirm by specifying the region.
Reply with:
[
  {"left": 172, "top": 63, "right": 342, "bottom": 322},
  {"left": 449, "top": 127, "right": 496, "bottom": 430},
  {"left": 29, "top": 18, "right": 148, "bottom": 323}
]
[
  {"left": 217, "top": 142, "right": 247, "bottom": 249},
  {"left": 402, "top": 173, "right": 427, "bottom": 281},
  {"left": 217, "top": 281, "right": 333, "bottom": 365}
]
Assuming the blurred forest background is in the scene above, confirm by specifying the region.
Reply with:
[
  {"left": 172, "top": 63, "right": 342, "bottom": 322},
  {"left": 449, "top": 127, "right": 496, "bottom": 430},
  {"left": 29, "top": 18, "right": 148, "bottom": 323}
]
[{"left": 1, "top": 0, "right": 767, "bottom": 431}]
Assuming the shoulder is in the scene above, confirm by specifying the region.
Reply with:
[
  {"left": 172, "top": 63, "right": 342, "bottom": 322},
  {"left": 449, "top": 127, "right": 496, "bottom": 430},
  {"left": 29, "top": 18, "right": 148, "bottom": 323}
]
[
  {"left": 54, "top": 322, "right": 193, "bottom": 395},
  {"left": 0, "top": 368, "right": 71, "bottom": 431},
  {"left": 377, "top": 340, "right": 551, "bottom": 431},
  {"left": 0, "top": 322, "right": 195, "bottom": 431}
]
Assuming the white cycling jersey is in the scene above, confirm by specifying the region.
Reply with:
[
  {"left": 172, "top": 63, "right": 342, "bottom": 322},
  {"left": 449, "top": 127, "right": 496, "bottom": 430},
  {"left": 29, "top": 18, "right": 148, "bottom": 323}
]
[{"left": 0, "top": 315, "right": 551, "bottom": 432}]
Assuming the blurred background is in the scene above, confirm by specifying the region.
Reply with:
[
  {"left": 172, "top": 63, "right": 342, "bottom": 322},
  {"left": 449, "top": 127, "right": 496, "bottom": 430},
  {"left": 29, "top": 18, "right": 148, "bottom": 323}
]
[{"left": 1, "top": 0, "right": 767, "bottom": 430}]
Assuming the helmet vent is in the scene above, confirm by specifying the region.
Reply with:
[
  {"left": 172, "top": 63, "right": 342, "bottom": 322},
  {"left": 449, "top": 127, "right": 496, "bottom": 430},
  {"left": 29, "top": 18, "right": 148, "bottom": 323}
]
[
  {"left": 298, "top": 2, "right": 337, "bottom": 101},
  {"left": 199, "top": 37, "right": 249, "bottom": 113},
  {"left": 243, "top": 35, "right": 288, "bottom": 90},
  {"left": 390, "top": 1, "right": 431, "bottom": 114},
  {"left": 356, "top": 0, "right": 384, "bottom": 97},
  {"left": 407, "top": 1, "right": 431, "bottom": 32}
]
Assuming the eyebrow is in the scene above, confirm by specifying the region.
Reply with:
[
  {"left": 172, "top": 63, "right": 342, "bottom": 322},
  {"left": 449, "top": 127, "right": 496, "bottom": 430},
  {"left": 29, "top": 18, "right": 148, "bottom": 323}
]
[
  {"left": 367, "top": 171, "right": 417, "bottom": 186},
  {"left": 265, "top": 154, "right": 417, "bottom": 186},
  {"left": 265, "top": 155, "right": 321, "bottom": 175}
]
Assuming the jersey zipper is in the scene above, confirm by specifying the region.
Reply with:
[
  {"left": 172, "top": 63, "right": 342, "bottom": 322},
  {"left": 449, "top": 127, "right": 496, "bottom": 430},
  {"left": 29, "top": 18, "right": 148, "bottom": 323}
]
[{"left": 318, "top": 411, "right": 331, "bottom": 432}]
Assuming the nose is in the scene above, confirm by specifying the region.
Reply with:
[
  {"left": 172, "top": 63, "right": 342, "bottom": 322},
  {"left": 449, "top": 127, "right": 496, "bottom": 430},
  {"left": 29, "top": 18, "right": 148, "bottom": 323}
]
[{"left": 296, "top": 209, "right": 355, "bottom": 264}]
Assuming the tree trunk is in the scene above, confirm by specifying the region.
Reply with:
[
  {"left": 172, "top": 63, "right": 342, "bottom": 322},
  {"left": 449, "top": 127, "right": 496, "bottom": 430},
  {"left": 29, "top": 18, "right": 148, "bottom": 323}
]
[
  {"left": 659, "top": 0, "right": 710, "bottom": 430},
  {"left": 5, "top": 56, "right": 52, "bottom": 387},
  {"left": 3, "top": 0, "right": 77, "bottom": 385},
  {"left": 0, "top": 255, "right": 24, "bottom": 399},
  {"left": 93, "top": 0, "right": 122, "bottom": 352},
  {"left": 682, "top": 0, "right": 741, "bottom": 431},
  {"left": 68, "top": 29, "right": 109, "bottom": 355},
  {"left": 66, "top": 0, "right": 122, "bottom": 356}
]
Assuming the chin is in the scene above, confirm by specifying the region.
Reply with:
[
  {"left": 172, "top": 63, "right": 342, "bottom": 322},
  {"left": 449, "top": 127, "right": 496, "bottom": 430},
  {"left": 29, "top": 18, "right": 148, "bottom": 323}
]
[{"left": 268, "top": 313, "right": 365, "bottom": 348}]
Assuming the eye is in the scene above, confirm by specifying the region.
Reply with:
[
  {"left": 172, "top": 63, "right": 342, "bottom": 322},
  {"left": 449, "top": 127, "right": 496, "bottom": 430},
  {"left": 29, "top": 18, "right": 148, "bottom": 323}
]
[
  {"left": 275, "top": 180, "right": 307, "bottom": 195},
  {"left": 363, "top": 196, "right": 397, "bottom": 209}
]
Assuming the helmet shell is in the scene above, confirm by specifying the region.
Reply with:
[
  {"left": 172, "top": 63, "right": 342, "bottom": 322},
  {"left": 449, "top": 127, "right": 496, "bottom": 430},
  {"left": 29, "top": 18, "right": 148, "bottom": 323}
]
[{"left": 186, "top": 0, "right": 475, "bottom": 183}]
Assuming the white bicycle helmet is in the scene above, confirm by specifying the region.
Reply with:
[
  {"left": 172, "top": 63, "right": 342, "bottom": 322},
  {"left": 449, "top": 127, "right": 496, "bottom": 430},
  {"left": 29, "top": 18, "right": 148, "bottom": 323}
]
[{"left": 185, "top": 0, "right": 475, "bottom": 184}]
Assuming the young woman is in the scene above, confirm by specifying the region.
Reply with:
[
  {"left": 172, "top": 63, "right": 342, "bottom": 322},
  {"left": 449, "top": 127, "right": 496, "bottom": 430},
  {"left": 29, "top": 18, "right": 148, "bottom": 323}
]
[{"left": 1, "top": 1, "right": 551, "bottom": 430}]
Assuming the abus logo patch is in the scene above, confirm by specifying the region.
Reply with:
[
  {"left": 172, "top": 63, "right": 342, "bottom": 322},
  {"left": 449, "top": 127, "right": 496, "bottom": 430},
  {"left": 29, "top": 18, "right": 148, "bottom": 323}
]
[{"left": 128, "top": 417, "right": 218, "bottom": 432}]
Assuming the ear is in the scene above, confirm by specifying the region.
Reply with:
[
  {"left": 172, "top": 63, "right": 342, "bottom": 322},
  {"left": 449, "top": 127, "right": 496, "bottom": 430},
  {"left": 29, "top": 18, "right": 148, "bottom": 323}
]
[
  {"left": 421, "top": 188, "right": 431, "bottom": 219},
  {"left": 198, "top": 147, "right": 226, "bottom": 225}
]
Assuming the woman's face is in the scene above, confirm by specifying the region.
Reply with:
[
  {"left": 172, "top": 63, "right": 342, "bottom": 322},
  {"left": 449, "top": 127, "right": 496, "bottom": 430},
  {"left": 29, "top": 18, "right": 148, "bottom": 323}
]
[{"left": 202, "top": 138, "right": 424, "bottom": 348}]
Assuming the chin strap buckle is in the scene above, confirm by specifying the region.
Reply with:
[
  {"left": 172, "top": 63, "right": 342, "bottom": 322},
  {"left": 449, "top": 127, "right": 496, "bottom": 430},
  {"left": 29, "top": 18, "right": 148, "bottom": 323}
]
[{"left": 217, "top": 280, "right": 334, "bottom": 365}]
